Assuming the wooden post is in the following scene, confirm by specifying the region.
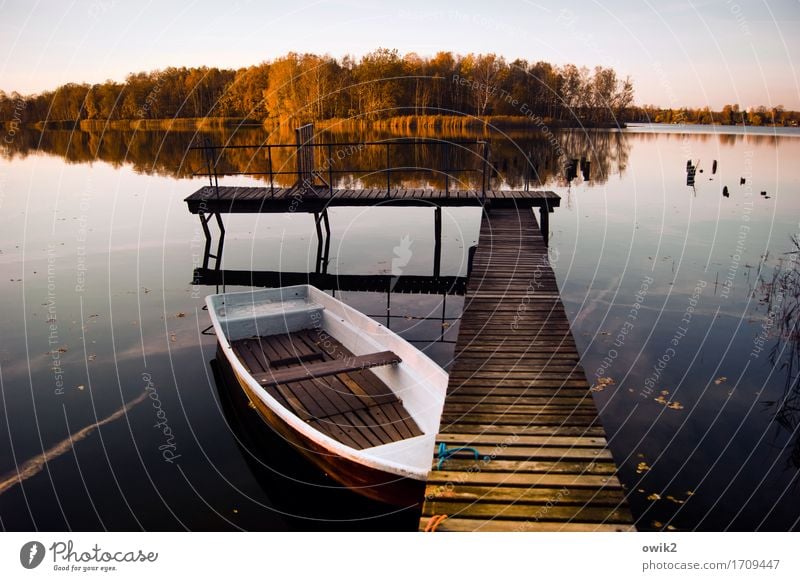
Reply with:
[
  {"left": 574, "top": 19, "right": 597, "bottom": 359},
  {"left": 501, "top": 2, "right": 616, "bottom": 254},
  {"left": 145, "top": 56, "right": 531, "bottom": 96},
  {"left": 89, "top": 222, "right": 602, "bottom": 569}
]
[
  {"left": 321, "top": 210, "right": 331, "bottom": 273},
  {"left": 433, "top": 206, "right": 442, "bottom": 278},
  {"left": 314, "top": 211, "right": 323, "bottom": 273},
  {"left": 295, "top": 123, "right": 315, "bottom": 190},
  {"left": 539, "top": 204, "right": 550, "bottom": 247}
]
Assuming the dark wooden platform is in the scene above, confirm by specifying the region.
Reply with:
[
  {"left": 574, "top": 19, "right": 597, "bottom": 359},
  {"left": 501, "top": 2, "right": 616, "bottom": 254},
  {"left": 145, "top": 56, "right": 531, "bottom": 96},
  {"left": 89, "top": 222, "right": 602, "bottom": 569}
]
[
  {"left": 418, "top": 208, "right": 634, "bottom": 532},
  {"left": 231, "top": 329, "right": 423, "bottom": 450},
  {"left": 193, "top": 268, "right": 467, "bottom": 295},
  {"left": 185, "top": 185, "right": 560, "bottom": 214}
]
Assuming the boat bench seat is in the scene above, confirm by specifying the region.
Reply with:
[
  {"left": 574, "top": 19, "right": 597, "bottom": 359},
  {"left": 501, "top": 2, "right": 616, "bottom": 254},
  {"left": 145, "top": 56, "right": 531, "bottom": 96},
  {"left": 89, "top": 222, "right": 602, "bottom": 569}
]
[
  {"left": 231, "top": 330, "right": 423, "bottom": 450},
  {"left": 253, "top": 351, "right": 401, "bottom": 387}
]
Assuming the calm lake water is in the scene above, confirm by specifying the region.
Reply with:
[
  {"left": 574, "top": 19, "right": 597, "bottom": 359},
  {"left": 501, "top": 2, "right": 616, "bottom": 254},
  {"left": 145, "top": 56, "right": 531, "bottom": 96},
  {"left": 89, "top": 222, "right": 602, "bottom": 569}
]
[{"left": 1, "top": 123, "right": 798, "bottom": 531}]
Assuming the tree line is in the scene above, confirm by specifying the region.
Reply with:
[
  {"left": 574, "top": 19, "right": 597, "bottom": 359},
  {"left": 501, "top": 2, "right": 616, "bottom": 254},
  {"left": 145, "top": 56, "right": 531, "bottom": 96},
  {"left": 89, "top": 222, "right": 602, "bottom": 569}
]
[
  {"left": 628, "top": 103, "right": 799, "bottom": 127},
  {"left": 0, "top": 49, "right": 635, "bottom": 126},
  {"left": 2, "top": 49, "right": 794, "bottom": 128}
]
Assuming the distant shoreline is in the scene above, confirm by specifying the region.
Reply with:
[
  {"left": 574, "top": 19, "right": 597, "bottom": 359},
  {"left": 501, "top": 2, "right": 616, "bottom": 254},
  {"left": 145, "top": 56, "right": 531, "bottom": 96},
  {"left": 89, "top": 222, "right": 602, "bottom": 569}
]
[
  {"left": 1, "top": 115, "right": 627, "bottom": 132},
  {"left": 2, "top": 115, "right": 796, "bottom": 133}
]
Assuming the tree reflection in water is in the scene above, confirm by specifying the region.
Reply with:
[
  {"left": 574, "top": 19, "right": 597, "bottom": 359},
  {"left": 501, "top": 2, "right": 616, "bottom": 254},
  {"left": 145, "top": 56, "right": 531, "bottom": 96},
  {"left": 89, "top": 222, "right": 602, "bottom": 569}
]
[{"left": 1, "top": 125, "right": 630, "bottom": 189}]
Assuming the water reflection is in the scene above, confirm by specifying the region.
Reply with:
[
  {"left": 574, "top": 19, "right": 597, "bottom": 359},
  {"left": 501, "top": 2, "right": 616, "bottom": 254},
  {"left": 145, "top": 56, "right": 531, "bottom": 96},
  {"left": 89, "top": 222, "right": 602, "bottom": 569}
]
[
  {"left": 1, "top": 125, "right": 631, "bottom": 189},
  {"left": 3, "top": 122, "right": 800, "bottom": 531},
  {"left": 757, "top": 236, "right": 800, "bottom": 469},
  {"left": 193, "top": 235, "right": 464, "bottom": 366}
]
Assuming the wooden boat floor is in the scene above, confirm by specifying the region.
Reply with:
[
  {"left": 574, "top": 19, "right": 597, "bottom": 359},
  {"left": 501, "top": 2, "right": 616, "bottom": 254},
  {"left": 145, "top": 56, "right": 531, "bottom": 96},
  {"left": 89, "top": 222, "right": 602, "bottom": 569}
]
[{"left": 231, "top": 329, "right": 423, "bottom": 450}]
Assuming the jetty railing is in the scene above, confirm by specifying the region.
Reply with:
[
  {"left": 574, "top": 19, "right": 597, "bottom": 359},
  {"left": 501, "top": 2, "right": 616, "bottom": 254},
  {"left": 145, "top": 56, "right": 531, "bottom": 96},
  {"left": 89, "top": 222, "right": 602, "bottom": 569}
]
[{"left": 189, "top": 125, "right": 491, "bottom": 203}]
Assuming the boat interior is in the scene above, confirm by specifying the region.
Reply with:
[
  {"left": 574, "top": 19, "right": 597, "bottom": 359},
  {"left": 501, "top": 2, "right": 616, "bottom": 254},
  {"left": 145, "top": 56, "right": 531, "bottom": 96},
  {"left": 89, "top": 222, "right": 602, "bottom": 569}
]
[{"left": 230, "top": 329, "right": 424, "bottom": 450}]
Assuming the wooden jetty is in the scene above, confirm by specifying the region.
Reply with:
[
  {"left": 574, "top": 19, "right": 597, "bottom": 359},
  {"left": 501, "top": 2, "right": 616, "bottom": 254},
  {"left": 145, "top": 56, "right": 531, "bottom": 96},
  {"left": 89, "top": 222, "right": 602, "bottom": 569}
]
[
  {"left": 185, "top": 185, "right": 558, "bottom": 246},
  {"left": 419, "top": 208, "right": 634, "bottom": 531},
  {"left": 185, "top": 126, "right": 633, "bottom": 530}
]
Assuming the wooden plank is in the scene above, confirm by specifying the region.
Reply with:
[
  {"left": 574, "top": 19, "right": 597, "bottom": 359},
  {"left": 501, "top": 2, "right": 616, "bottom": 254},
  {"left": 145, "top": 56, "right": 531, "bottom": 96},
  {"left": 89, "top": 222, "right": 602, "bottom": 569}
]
[
  {"left": 378, "top": 402, "right": 416, "bottom": 439},
  {"left": 253, "top": 351, "right": 401, "bottom": 386},
  {"left": 353, "top": 407, "right": 396, "bottom": 445},
  {"left": 184, "top": 186, "right": 560, "bottom": 213},
  {"left": 425, "top": 485, "right": 625, "bottom": 505},
  {"left": 419, "top": 517, "right": 634, "bottom": 532},
  {"left": 426, "top": 470, "right": 623, "bottom": 489},
  {"left": 266, "top": 334, "right": 371, "bottom": 417},
  {"left": 421, "top": 501, "right": 632, "bottom": 524},
  {"left": 438, "top": 424, "right": 604, "bottom": 436},
  {"left": 341, "top": 411, "right": 385, "bottom": 447},
  {"left": 435, "top": 445, "right": 611, "bottom": 462},
  {"left": 267, "top": 352, "right": 326, "bottom": 367},
  {"left": 312, "top": 414, "right": 371, "bottom": 450},
  {"left": 253, "top": 336, "right": 347, "bottom": 419}
]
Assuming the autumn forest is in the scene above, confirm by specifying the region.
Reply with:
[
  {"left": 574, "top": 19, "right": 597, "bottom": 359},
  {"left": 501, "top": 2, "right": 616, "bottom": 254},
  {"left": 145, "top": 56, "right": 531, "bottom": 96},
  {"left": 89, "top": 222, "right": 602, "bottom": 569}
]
[{"left": 0, "top": 49, "right": 796, "bottom": 128}]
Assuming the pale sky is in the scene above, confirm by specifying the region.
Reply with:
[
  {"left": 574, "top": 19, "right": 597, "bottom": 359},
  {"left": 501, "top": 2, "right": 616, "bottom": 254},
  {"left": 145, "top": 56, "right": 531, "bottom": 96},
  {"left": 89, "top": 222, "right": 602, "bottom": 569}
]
[{"left": 1, "top": 0, "right": 798, "bottom": 109}]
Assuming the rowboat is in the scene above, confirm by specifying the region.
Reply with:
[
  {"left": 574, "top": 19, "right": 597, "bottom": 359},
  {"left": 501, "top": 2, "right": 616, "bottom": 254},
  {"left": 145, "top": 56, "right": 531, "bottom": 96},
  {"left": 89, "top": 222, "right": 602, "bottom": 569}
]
[{"left": 206, "top": 285, "right": 449, "bottom": 505}]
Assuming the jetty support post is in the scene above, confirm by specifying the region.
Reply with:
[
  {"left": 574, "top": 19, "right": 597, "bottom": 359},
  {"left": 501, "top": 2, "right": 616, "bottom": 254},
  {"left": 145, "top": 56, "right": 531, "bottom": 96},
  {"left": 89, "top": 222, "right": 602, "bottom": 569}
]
[
  {"left": 443, "top": 141, "right": 450, "bottom": 198},
  {"left": 203, "top": 137, "right": 220, "bottom": 199},
  {"left": 199, "top": 212, "right": 225, "bottom": 270},
  {"left": 433, "top": 206, "right": 442, "bottom": 278},
  {"left": 268, "top": 145, "right": 274, "bottom": 196},
  {"left": 386, "top": 142, "right": 391, "bottom": 193},
  {"left": 539, "top": 202, "right": 550, "bottom": 247},
  {"left": 295, "top": 123, "right": 316, "bottom": 191},
  {"left": 313, "top": 209, "right": 331, "bottom": 274},
  {"left": 480, "top": 141, "right": 490, "bottom": 205},
  {"left": 327, "top": 142, "right": 334, "bottom": 196}
]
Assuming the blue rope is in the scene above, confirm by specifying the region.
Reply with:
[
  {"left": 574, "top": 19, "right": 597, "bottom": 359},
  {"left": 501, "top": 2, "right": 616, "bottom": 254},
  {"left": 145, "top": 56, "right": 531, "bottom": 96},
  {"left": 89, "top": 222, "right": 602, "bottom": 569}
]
[{"left": 436, "top": 442, "right": 481, "bottom": 470}]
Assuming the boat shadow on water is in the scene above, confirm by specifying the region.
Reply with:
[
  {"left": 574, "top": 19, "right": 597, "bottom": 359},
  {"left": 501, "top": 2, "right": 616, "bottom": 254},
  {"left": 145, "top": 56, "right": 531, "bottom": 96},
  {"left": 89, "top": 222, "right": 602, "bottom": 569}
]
[{"left": 210, "top": 352, "right": 423, "bottom": 531}]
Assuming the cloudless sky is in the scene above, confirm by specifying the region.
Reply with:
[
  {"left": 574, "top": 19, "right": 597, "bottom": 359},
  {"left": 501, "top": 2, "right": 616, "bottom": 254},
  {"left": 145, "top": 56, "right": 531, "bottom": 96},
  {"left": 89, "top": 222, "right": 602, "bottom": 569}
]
[{"left": 1, "top": 0, "right": 798, "bottom": 109}]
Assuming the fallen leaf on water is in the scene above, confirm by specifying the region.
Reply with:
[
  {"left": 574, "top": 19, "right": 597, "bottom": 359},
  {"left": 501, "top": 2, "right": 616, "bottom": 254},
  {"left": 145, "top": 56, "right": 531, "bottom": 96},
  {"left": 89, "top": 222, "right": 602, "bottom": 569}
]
[
  {"left": 591, "top": 377, "right": 616, "bottom": 392},
  {"left": 654, "top": 393, "right": 684, "bottom": 410}
]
